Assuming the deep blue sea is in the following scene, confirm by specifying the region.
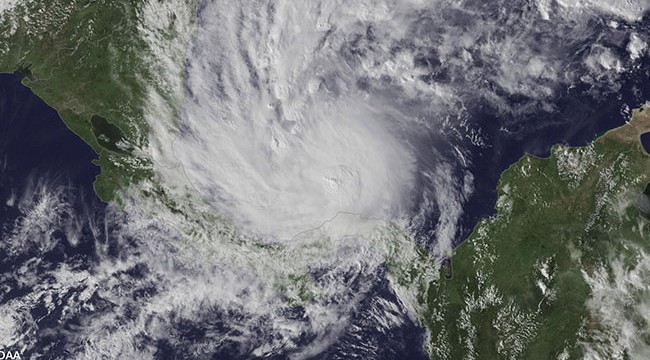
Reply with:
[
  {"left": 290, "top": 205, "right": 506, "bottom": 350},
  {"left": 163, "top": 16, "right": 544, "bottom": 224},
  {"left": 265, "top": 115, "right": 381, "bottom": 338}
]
[
  {"left": 0, "top": 72, "right": 103, "bottom": 253},
  {"left": 0, "top": 73, "right": 105, "bottom": 358},
  {"left": 0, "top": 73, "right": 100, "bottom": 222},
  {"left": 640, "top": 129, "right": 650, "bottom": 154}
]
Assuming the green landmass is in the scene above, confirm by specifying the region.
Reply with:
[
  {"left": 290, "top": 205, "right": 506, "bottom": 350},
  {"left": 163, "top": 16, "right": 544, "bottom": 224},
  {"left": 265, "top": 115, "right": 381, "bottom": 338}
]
[
  {"left": 0, "top": 0, "right": 177, "bottom": 201},
  {"left": 423, "top": 106, "right": 650, "bottom": 359}
]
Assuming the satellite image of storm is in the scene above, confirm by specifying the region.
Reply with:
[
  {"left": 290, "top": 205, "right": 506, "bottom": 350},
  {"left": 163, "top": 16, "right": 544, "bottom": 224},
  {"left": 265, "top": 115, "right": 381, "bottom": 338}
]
[{"left": 2, "top": 0, "right": 650, "bottom": 359}]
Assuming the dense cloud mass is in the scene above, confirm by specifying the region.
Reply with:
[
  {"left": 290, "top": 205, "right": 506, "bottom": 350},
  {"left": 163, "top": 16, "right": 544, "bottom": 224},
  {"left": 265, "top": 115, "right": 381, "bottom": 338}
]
[{"left": 153, "top": 0, "right": 650, "bottom": 255}]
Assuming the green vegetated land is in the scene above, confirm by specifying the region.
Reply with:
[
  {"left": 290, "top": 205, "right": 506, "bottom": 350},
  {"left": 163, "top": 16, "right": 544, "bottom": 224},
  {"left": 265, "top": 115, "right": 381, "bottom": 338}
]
[
  {"left": 424, "top": 106, "right": 650, "bottom": 359},
  {"left": 0, "top": 0, "right": 157, "bottom": 201}
]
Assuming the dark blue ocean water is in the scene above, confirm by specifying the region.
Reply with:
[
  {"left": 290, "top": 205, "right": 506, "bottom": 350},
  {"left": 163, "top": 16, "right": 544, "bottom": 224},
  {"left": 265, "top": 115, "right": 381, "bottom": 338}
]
[
  {"left": 640, "top": 131, "right": 650, "bottom": 154},
  {"left": 0, "top": 73, "right": 105, "bottom": 358},
  {"left": 0, "top": 72, "right": 104, "bottom": 257},
  {"left": 0, "top": 73, "right": 101, "bottom": 221}
]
